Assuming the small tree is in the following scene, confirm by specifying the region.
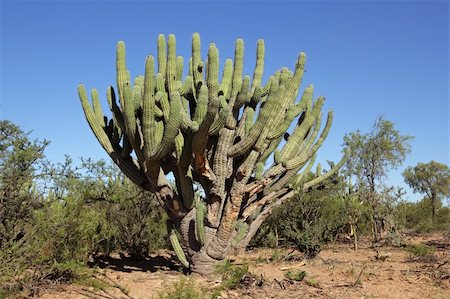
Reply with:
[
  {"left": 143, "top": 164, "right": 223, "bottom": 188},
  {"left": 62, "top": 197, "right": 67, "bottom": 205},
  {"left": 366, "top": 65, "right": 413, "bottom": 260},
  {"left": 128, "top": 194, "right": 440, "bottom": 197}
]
[
  {"left": 343, "top": 117, "right": 413, "bottom": 241},
  {"left": 0, "top": 120, "right": 48, "bottom": 247},
  {"left": 78, "top": 33, "right": 347, "bottom": 274},
  {"left": 403, "top": 161, "right": 450, "bottom": 221}
]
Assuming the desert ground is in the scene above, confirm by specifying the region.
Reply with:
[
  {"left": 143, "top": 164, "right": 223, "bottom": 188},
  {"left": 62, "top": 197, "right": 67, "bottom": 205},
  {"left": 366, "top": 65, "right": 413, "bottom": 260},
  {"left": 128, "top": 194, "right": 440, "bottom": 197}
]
[{"left": 38, "top": 234, "right": 450, "bottom": 299}]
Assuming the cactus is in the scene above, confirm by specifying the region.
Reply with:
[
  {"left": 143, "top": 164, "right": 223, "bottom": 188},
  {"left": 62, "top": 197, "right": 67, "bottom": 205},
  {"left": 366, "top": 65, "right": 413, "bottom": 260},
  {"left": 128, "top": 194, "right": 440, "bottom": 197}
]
[{"left": 78, "top": 33, "right": 346, "bottom": 275}]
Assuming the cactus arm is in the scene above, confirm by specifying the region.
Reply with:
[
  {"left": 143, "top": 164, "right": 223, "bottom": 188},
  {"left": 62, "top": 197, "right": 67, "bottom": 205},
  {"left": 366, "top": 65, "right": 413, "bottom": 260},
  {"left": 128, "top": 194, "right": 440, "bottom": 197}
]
[
  {"left": 142, "top": 55, "right": 157, "bottom": 158},
  {"left": 91, "top": 88, "right": 105, "bottom": 127},
  {"left": 192, "top": 93, "right": 219, "bottom": 181},
  {"left": 208, "top": 96, "right": 229, "bottom": 135},
  {"left": 250, "top": 39, "right": 264, "bottom": 95},
  {"left": 206, "top": 43, "right": 219, "bottom": 100},
  {"left": 195, "top": 199, "right": 206, "bottom": 245},
  {"left": 227, "top": 80, "right": 280, "bottom": 157},
  {"left": 193, "top": 85, "right": 209, "bottom": 124},
  {"left": 180, "top": 75, "right": 193, "bottom": 96},
  {"left": 316, "top": 162, "right": 322, "bottom": 176},
  {"left": 283, "top": 110, "right": 332, "bottom": 170},
  {"left": 180, "top": 107, "right": 198, "bottom": 132},
  {"left": 176, "top": 56, "right": 184, "bottom": 81},
  {"left": 258, "top": 135, "right": 283, "bottom": 165},
  {"left": 79, "top": 84, "right": 114, "bottom": 154},
  {"left": 254, "top": 162, "right": 264, "bottom": 180},
  {"left": 219, "top": 58, "right": 233, "bottom": 99},
  {"left": 244, "top": 106, "right": 255, "bottom": 135},
  {"left": 191, "top": 32, "right": 204, "bottom": 94},
  {"left": 176, "top": 166, "right": 195, "bottom": 209},
  {"left": 281, "top": 96, "right": 324, "bottom": 161},
  {"left": 230, "top": 39, "right": 244, "bottom": 99},
  {"left": 157, "top": 34, "right": 167, "bottom": 77},
  {"left": 167, "top": 34, "right": 178, "bottom": 95},
  {"left": 301, "top": 151, "right": 348, "bottom": 191},
  {"left": 290, "top": 154, "right": 316, "bottom": 187},
  {"left": 234, "top": 76, "right": 251, "bottom": 110},
  {"left": 79, "top": 84, "right": 152, "bottom": 189},
  {"left": 106, "top": 86, "right": 125, "bottom": 132},
  {"left": 116, "top": 41, "right": 128, "bottom": 105},
  {"left": 150, "top": 92, "right": 182, "bottom": 160},
  {"left": 266, "top": 83, "right": 313, "bottom": 141},
  {"left": 169, "top": 229, "right": 190, "bottom": 268}
]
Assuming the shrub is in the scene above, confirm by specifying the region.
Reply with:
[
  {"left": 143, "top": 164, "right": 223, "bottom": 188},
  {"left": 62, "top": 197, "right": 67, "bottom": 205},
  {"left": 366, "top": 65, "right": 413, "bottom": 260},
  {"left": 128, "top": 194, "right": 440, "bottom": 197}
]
[
  {"left": 406, "top": 244, "right": 435, "bottom": 258},
  {"left": 285, "top": 269, "right": 307, "bottom": 281},
  {"left": 157, "top": 277, "right": 207, "bottom": 299},
  {"left": 395, "top": 199, "right": 450, "bottom": 233},
  {"left": 259, "top": 184, "right": 349, "bottom": 257},
  {"left": 214, "top": 260, "right": 249, "bottom": 290}
]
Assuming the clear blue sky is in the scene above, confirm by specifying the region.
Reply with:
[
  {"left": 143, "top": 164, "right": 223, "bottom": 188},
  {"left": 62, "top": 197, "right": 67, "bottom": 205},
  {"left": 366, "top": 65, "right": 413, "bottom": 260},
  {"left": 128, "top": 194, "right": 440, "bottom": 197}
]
[{"left": 1, "top": 0, "right": 448, "bottom": 202}]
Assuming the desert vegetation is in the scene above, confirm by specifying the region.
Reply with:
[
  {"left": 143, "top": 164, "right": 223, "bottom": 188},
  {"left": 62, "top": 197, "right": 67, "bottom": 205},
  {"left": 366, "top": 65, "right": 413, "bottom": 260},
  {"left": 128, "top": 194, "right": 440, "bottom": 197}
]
[{"left": 1, "top": 33, "right": 449, "bottom": 298}]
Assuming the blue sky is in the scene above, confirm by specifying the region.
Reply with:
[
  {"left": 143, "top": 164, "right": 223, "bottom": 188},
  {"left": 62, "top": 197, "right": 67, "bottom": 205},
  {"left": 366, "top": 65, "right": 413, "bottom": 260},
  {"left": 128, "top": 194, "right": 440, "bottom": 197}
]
[{"left": 1, "top": 0, "right": 448, "bottom": 202}]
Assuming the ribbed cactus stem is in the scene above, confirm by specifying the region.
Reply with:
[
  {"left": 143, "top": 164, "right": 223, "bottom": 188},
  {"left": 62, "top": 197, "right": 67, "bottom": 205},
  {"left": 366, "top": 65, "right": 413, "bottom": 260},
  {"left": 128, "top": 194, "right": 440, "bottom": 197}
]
[
  {"left": 219, "top": 59, "right": 233, "bottom": 98},
  {"left": 78, "top": 84, "right": 114, "bottom": 154},
  {"left": 281, "top": 96, "right": 324, "bottom": 160},
  {"left": 122, "top": 81, "right": 138, "bottom": 148},
  {"left": 106, "top": 86, "right": 125, "bottom": 132},
  {"left": 302, "top": 152, "right": 349, "bottom": 191},
  {"left": 235, "top": 75, "right": 251, "bottom": 109},
  {"left": 290, "top": 154, "right": 316, "bottom": 188},
  {"left": 180, "top": 76, "right": 193, "bottom": 96},
  {"left": 208, "top": 96, "right": 229, "bottom": 135},
  {"left": 169, "top": 229, "right": 190, "bottom": 268},
  {"left": 193, "top": 85, "right": 209, "bottom": 124},
  {"left": 230, "top": 39, "right": 244, "bottom": 98},
  {"left": 151, "top": 92, "right": 182, "bottom": 160},
  {"left": 206, "top": 43, "right": 219, "bottom": 100},
  {"left": 250, "top": 39, "right": 264, "bottom": 95},
  {"left": 176, "top": 56, "right": 184, "bottom": 81},
  {"left": 116, "top": 41, "right": 127, "bottom": 105},
  {"left": 167, "top": 34, "right": 178, "bottom": 95},
  {"left": 192, "top": 32, "right": 204, "bottom": 91},
  {"left": 195, "top": 199, "right": 206, "bottom": 245},
  {"left": 255, "top": 162, "right": 264, "bottom": 180},
  {"left": 316, "top": 163, "right": 322, "bottom": 176},
  {"left": 142, "top": 55, "right": 156, "bottom": 157},
  {"left": 244, "top": 107, "right": 255, "bottom": 136},
  {"left": 91, "top": 88, "right": 105, "bottom": 127},
  {"left": 157, "top": 34, "right": 167, "bottom": 77}
]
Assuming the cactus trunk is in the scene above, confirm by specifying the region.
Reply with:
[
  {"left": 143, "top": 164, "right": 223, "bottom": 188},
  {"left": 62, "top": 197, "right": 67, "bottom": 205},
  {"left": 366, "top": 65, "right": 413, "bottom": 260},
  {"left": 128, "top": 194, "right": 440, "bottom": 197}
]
[{"left": 78, "top": 33, "right": 347, "bottom": 275}]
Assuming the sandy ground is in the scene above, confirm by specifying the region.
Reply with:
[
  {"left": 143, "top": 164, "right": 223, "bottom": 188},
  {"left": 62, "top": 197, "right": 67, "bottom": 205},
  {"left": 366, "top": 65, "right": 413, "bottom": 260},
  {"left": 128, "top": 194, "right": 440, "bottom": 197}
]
[{"left": 37, "top": 234, "right": 450, "bottom": 299}]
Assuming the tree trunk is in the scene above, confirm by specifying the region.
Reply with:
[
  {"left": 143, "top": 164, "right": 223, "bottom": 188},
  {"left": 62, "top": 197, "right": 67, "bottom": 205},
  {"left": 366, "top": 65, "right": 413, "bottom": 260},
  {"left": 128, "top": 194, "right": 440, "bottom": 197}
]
[{"left": 431, "top": 194, "right": 436, "bottom": 222}]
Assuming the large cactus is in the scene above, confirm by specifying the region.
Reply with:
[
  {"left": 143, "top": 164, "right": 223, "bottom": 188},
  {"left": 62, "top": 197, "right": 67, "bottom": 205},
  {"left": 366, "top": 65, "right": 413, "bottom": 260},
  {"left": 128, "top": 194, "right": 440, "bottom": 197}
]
[{"left": 78, "top": 33, "right": 347, "bottom": 275}]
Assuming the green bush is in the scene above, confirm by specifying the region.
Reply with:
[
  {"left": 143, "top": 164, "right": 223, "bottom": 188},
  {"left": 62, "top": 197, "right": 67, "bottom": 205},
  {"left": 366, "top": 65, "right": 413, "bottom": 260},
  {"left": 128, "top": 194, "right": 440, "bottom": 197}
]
[
  {"left": 0, "top": 120, "right": 48, "bottom": 248},
  {"left": 395, "top": 199, "right": 450, "bottom": 233},
  {"left": 157, "top": 277, "right": 208, "bottom": 299},
  {"left": 257, "top": 184, "right": 349, "bottom": 257},
  {"left": 214, "top": 260, "right": 249, "bottom": 290}
]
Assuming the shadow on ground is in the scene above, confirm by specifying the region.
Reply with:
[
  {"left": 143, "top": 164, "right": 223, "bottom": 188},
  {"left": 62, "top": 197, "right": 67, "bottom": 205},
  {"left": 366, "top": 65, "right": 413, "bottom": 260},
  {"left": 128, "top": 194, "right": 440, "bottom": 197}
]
[{"left": 90, "top": 253, "right": 181, "bottom": 273}]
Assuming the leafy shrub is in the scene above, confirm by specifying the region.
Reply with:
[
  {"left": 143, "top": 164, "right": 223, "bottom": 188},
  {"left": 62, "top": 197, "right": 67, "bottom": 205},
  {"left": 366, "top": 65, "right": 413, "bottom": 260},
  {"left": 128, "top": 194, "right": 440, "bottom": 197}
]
[
  {"left": 395, "top": 199, "right": 450, "bottom": 233},
  {"left": 406, "top": 244, "right": 435, "bottom": 257},
  {"left": 0, "top": 120, "right": 47, "bottom": 248},
  {"left": 214, "top": 260, "right": 249, "bottom": 290},
  {"left": 251, "top": 170, "right": 351, "bottom": 257},
  {"left": 285, "top": 269, "right": 307, "bottom": 281},
  {"left": 157, "top": 277, "right": 207, "bottom": 299}
]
